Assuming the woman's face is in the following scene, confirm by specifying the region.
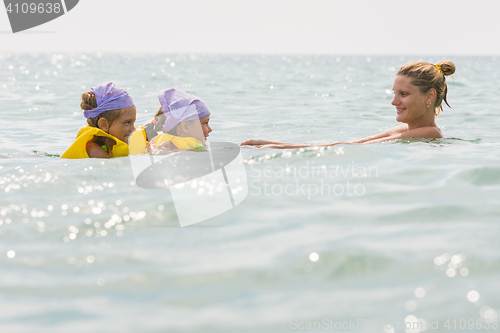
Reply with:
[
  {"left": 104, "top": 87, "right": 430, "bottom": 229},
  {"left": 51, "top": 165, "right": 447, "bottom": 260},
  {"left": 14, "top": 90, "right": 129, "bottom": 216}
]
[
  {"left": 107, "top": 106, "right": 137, "bottom": 142},
  {"left": 392, "top": 75, "right": 428, "bottom": 124}
]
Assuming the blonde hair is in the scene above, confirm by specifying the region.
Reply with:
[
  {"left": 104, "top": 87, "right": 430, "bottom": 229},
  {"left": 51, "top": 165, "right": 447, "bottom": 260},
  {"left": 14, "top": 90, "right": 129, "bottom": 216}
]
[{"left": 397, "top": 61, "right": 455, "bottom": 116}]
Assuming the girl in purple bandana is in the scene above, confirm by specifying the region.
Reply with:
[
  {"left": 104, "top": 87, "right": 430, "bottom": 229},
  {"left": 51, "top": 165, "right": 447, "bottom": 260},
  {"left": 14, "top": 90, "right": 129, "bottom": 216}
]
[
  {"left": 143, "top": 88, "right": 212, "bottom": 153},
  {"left": 80, "top": 82, "right": 137, "bottom": 158}
]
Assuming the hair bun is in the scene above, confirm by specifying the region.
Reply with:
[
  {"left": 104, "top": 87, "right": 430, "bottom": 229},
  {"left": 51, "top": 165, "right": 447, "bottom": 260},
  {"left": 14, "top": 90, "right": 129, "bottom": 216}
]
[
  {"left": 436, "top": 61, "right": 456, "bottom": 76},
  {"left": 80, "top": 91, "right": 98, "bottom": 111}
]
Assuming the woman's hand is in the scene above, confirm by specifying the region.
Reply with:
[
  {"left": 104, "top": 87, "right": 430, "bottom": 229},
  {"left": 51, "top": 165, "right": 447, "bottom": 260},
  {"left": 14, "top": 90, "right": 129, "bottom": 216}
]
[{"left": 146, "top": 141, "right": 176, "bottom": 155}]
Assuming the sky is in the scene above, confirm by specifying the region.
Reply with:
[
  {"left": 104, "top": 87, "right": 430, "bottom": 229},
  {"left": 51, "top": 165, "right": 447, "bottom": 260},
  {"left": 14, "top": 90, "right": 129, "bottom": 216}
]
[{"left": 1, "top": 0, "right": 499, "bottom": 55}]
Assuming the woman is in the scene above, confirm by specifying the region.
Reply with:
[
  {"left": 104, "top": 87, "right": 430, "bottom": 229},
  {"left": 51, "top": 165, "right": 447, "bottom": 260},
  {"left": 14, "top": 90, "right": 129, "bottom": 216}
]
[{"left": 241, "top": 61, "right": 455, "bottom": 149}]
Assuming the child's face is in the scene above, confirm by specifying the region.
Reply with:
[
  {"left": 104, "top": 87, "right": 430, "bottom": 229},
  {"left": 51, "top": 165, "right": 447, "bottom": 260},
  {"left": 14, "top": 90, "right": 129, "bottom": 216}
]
[
  {"left": 191, "top": 115, "right": 212, "bottom": 146},
  {"left": 177, "top": 115, "right": 212, "bottom": 146},
  {"left": 108, "top": 106, "right": 137, "bottom": 142},
  {"left": 199, "top": 115, "right": 212, "bottom": 144}
]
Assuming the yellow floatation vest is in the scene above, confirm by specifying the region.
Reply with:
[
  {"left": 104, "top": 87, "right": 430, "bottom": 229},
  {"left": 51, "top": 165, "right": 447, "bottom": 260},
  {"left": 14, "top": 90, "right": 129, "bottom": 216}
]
[
  {"left": 62, "top": 125, "right": 204, "bottom": 159},
  {"left": 61, "top": 126, "right": 135, "bottom": 159},
  {"left": 149, "top": 133, "right": 206, "bottom": 152},
  {"left": 128, "top": 126, "right": 148, "bottom": 155}
]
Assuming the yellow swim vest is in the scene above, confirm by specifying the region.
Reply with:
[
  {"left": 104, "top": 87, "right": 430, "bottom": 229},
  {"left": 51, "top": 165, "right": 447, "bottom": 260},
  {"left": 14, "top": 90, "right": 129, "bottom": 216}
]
[
  {"left": 150, "top": 133, "right": 205, "bottom": 152},
  {"left": 61, "top": 126, "right": 132, "bottom": 159}
]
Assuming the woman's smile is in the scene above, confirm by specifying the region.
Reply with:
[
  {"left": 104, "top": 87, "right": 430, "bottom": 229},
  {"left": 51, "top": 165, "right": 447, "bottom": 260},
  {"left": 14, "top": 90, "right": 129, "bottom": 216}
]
[{"left": 392, "top": 75, "right": 428, "bottom": 124}]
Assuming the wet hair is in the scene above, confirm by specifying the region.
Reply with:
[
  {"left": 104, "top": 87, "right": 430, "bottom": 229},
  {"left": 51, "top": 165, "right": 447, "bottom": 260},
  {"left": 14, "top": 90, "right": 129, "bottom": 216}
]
[
  {"left": 154, "top": 107, "right": 163, "bottom": 118},
  {"left": 80, "top": 92, "right": 124, "bottom": 128},
  {"left": 397, "top": 61, "right": 456, "bottom": 116}
]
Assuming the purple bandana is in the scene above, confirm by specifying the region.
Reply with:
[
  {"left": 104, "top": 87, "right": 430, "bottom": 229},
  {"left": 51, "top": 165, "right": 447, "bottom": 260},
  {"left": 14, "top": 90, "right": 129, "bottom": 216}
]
[
  {"left": 83, "top": 82, "right": 135, "bottom": 119},
  {"left": 158, "top": 89, "right": 210, "bottom": 132}
]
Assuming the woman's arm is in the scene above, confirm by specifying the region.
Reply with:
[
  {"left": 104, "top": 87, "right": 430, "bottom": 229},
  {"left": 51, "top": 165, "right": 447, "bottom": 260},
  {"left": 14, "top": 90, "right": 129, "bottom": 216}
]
[
  {"left": 257, "top": 142, "right": 348, "bottom": 149},
  {"left": 240, "top": 139, "right": 290, "bottom": 146},
  {"left": 350, "top": 124, "right": 408, "bottom": 143},
  {"left": 240, "top": 124, "right": 409, "bottom": 149},
  {"left": 360, "top": 126, "right": 442, "bottom": 144},
  {"left": 240, "top": 124, "right": 440, "bottom": 149}
]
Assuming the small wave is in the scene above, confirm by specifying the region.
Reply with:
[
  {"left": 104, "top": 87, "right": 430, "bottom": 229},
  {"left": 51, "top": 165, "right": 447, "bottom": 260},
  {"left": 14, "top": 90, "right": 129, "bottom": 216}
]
[
  {"left": 454, "top": 167, "right": 500, "bottom": 186},
  {"left": 29, "top": 150, "right": 60, "bottom": 158}
]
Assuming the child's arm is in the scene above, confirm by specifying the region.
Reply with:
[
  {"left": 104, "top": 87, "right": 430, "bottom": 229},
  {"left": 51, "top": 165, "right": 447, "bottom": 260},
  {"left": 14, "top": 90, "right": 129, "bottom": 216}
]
[
  {"left": 143, "top": 113, "right": 167, "bottom": 141},
  {"left": 86, "top": 143, "right": 112, "bottom": 158}
]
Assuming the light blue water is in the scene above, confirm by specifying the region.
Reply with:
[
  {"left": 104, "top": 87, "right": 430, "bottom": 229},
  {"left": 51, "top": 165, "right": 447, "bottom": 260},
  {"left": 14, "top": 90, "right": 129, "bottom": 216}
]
[{"left": 1, "top": 54, "right": 499, "bottom": 333}]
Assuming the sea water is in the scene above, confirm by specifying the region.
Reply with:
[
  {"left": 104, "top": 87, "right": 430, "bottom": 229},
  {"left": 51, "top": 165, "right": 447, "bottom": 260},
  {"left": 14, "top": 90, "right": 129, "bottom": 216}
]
[{"left": 0, "top": 54, "right": 499, "bottom": 332}]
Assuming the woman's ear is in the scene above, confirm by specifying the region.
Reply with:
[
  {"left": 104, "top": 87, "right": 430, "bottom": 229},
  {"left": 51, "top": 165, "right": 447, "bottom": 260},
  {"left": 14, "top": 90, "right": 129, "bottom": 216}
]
[
  {"left": 426, "top": 88, "right": 437, "bottom": 106},
  {"left": 97, "top": 118, "right": 109, "bottom": 132}
]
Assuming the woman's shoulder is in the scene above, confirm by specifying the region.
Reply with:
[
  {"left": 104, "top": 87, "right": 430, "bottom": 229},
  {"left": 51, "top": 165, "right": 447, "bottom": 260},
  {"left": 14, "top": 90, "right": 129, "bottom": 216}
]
[
  {"left": 392, "top": 124, "right": 409, "bottom": 134},
  {"left": 402, "top": 125, "right": 443, "bottom": 139}
]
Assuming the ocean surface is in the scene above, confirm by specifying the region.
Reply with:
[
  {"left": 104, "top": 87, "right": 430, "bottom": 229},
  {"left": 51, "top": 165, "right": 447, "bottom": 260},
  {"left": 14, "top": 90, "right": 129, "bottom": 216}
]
[{"left": 0, "top": 53, "right": 499, "bottom": 333}]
